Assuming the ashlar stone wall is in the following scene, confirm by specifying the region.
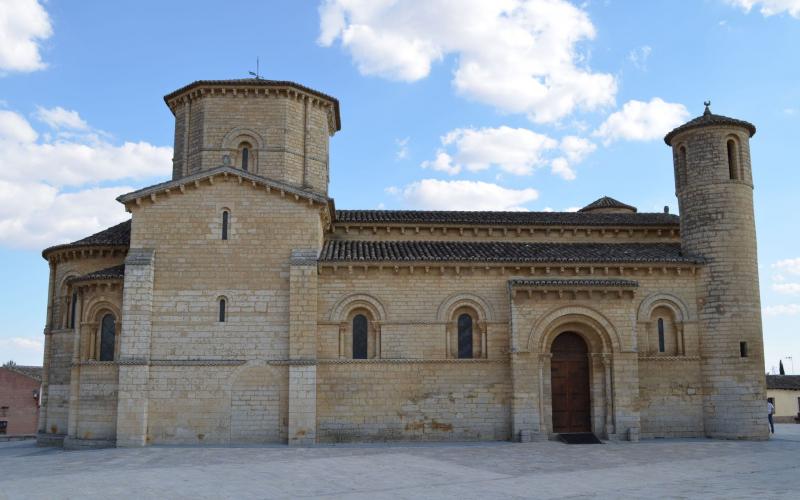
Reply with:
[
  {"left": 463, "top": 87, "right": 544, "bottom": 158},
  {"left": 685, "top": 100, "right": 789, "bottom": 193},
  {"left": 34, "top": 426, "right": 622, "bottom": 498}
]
[{"left": 124, "top": 176, "right": 324, "bottom": 445}]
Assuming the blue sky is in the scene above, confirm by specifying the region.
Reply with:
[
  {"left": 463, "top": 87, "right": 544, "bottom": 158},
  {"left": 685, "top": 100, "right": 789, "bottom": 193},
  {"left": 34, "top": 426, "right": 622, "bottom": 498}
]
[{"left": 0, "top": 0, "right": 798, "bottom": 372}]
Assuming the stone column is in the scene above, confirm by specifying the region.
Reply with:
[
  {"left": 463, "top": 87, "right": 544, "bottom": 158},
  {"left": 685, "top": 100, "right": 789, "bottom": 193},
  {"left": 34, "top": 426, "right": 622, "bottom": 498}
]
[
  {"left": 288, "top": 249, "right": 318, "bottom": 445},
  {"left": 374, "top": 321, "right": 382, "bottom": 359},
  {"left": 38, "top": 261, "right": 56, "bottom": 437},
  {"left": 66, "top": 289, "right": 84, "bottom": 440},
  {"left": 116, "top": 248, "right": 155, "bottom": 447}
]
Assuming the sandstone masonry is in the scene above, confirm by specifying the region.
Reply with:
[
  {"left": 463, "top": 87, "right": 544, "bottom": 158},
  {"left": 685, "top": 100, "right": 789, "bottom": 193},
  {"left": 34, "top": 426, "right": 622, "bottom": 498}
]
[{"left": 36, "top": 81, "right": 768, "bottom": 448}]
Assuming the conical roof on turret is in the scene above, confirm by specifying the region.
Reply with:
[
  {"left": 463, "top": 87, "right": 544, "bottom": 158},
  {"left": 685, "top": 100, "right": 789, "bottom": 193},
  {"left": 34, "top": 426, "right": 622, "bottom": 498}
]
[{"left": 664, "top": 103, "right": 755, "bottom": 145}]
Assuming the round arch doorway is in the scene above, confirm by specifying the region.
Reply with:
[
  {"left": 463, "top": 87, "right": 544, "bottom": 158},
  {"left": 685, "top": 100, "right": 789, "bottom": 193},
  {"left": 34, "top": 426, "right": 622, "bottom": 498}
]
[{"left": 550, "top": 332, "right": 591, "bottom": 433}]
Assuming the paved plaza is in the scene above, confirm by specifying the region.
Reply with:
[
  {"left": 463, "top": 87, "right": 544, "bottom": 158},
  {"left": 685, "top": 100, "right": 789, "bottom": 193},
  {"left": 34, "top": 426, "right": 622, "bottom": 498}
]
[{"left": 2, "top": 425, "right": 799, "bottom": 499}]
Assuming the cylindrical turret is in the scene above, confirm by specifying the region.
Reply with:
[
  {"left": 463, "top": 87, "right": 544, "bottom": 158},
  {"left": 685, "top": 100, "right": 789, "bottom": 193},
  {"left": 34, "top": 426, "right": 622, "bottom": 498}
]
[{"left": 665, "top": 104, "right": 766, "bottom": 439}]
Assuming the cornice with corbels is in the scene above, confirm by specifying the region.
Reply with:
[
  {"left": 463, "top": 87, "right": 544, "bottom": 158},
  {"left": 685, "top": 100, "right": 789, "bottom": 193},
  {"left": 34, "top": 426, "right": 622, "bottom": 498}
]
[
  {"left": 46, "top": 246, "right": 127, "bottom": 265},
  {"left": 319, "top": 263, "right": 698, "bottom": 278},
  {"left": 166, "top": 85, "right": 338, "bottom": 136},
  {"left": 333, "top": 224, "right": 680, "bottom": 241}
]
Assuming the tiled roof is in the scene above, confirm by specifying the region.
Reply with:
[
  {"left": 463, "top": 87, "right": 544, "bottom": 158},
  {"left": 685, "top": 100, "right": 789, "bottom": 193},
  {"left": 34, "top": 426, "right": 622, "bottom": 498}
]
[
  {"left": 42, "top": 220, "right": 131, "bottom": 257},
  {"left": 319, "top": 241, "right": 702, "bottom": 264},
  {"left": 163, "top": 79, "right": 341, "bottom": 131},
  {"left": 70, "top": 265, "right": 126, "bottom": 283},
  {"left": 334, "top": 210, "right": 678, "bottom": 227},
  {"left": 664, "top": 106, "right": 756, "bottom": 144},
  {"left": 766, "top": 375, "right": 800, "bottom": 391},
  {"left": 579, "top": 196, "right": 637, "bottom": 213},
  {"left": 4, "top": 365, "right": 42, "bottom": 381},
  {"left": 509, "top": 279, "right": 639, "bottom": 288}
]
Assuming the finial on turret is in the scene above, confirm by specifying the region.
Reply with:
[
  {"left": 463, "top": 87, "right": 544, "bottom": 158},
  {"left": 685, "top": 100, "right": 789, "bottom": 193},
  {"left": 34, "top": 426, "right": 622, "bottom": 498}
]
[
  {"left": 248, "top": 57, "right": 262, "bottom": 80},
  {"left": 703, "top": 100, "right": 712, "bottom": 115}
]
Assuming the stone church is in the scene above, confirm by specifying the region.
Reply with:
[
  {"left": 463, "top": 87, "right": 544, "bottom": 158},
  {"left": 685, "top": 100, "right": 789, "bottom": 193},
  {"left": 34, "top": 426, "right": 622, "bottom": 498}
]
[{"left": 36, "top": 78, "right": 768, "bottom": 449}]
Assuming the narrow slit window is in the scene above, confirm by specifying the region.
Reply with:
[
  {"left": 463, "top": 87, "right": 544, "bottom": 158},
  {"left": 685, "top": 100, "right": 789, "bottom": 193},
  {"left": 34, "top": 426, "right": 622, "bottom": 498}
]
[
  {"left": 99, "top": 314, "right": 116, "bottom": 361},
  {"left": 221, "top": 211, "right": 229, "bottom": 240},
  {"left": 219, "top": 298, "right": 226, "bottom": 323},
  {"left": 727, "top": 140, "right": 739, "bottom": 180},
  {"left": 657, "top": 318, "right": 666, "bottom": 353},
  {"left": 352, "top": 314, "right": 368, "bottom": 359},
  {"left": 458, "top": 313, "right": 473, "bottom": 359},
  {"left": 740, "top": 341, "right": 748, "bottom": 358},
  {"left": 241, "top": 147, "right": 249, "bottom": 171}
]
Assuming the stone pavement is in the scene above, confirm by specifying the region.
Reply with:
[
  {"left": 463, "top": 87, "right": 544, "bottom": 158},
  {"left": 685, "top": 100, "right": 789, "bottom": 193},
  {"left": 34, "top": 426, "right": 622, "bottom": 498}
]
[{"left": 2, "top": 425, "right": 800, "bottom": 499}]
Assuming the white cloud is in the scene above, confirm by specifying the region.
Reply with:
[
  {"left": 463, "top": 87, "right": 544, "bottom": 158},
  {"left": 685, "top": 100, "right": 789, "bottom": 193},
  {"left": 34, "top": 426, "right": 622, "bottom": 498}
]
[
  {"left": 35, "top": 106, "right": 89, "bottom": 130},
  {"left": 422, "top": 127, "right": 595, "bottom": 180},
  {"left": 773, "top": 257, "right": 800, "bottom": 275},
  {"left": 565, "top": 206, "right": 581, "bottom": 212},
  {"left": 0, "top": 0, "right": 52, "bottom": 73},
  {"left": 422, "top": 126, "right": 559, "bottom": 176},
  {"left": 550, "top": 157, "right": 576, "bottom": 180},
  {"left": 318, "top": 0, "right": 616, "bottom": 123},
  {"left": 395, "top": 136, "right": 410, "bottom": 161},
  {"left": 386, "top": 178, "right": 539, "bottom": 210},
  {"left": 559, "top": 135, "right": 596, "bottom": 164},
  {"left": 764, "top": 304, "right": 800, "bottom": 316},
  {"left": 773, "top": 283, "right": 800, "bottom": 294},
  {"left": 551, "top": 135, "right": 596, "bottom": 180},
  {"left": 0, "top": 109, "right": 37, "bottom": 142},
  {"left": 594, "top": 98, "right": 689, "bottom": 145},
  {"left": 628, "top": 45, "right": 652, "bottom": 71},
  {"left": 0, "top": 108, "right": 171, "bottom": 249},
  {"left": 0, "top": 336, "right": 44, "bottom": 365},
  {"left": 421, "top": 151, "right": 461, "bottom": 175},
  {"left": 726, "top": 0, "right": 800, "bottom": 18}
]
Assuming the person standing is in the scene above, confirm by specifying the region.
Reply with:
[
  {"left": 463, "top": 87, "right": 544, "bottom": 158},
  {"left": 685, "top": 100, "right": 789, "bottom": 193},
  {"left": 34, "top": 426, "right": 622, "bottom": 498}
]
[{"left": 768, "top": 399, "right": 775, "bottom": 434}]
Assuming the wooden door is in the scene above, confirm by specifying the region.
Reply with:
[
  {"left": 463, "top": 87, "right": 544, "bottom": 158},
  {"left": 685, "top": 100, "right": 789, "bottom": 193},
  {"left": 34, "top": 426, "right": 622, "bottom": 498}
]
[{"left": 551, "top": 332, "right": 591, "bottom": 433}]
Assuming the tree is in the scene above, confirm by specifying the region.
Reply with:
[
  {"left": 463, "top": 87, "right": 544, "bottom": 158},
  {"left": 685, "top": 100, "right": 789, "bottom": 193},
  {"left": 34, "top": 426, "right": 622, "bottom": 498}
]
[
  {"left": 3, "top": 360, "right": 17, "bottom": 368},
  {"left": 779, "top": 360, "right": 786, "bottom": 375}
]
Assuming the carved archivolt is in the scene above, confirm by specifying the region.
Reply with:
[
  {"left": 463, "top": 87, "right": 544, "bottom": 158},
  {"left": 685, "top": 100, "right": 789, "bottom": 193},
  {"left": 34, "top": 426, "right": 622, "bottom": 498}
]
[
  {"left": 636, "top": 292, "right": 691, "bottom": 322},
  {"left": 220, "top": 127, "right": 265, "bottom": 150},
  {"left": 83, "top": 298, "right": 121, "bottom": 324},
  {"left": 528, "top": 305, "right": 621, "bottom": 353},
  {"left": 328, "top": 293, "right": 387, "bottom": 322},
  {"left": 436, "top": 293, "right": 494, "bottom": 322}
]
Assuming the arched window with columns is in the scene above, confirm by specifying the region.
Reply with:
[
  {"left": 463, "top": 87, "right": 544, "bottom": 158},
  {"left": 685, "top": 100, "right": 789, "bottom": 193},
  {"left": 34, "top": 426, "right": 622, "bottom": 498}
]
[
  {"left": 636, "top": 294, "right": 690, "bottom": 357},
  {"left": 329, "top": 294, "right": 386, "bottom": 360},
  {"left": 651, "top": 306, "right": 678, "bottom": 355},
  {"left": 448, "top": 306, "right": 486, "bottom": 359}
]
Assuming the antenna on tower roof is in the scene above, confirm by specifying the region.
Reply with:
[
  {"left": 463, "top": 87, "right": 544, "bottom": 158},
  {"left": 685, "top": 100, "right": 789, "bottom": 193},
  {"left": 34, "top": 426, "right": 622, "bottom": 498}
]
[{"left": 248, "top": 57, "right": 262, "bottom": 80}]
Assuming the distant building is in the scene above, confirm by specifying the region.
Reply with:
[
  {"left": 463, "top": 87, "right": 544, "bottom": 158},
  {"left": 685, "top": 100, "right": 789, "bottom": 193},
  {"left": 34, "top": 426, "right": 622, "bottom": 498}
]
[
  {"left": 767, "top": 375, "right": 800, "bottom": 423},
  {"left": 37, "top": 79, "right": 768, "bottom": 448},
  {"left": 0, "top": 366, "right": 41, "bottom": 436}
]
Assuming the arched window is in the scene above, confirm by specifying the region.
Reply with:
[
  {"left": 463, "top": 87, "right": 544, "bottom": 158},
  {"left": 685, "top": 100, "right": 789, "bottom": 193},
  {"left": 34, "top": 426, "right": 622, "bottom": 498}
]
[
  {"left": 657, "top": 318, "right": 666, "bottom": 353},
  {"left": 458, "top": 313, "right": 473, "bottom": 359},
  {"left": 238, "top": 142, "right": 253, "bottom": 172},
  {"left": 352, "top": 314, "right": 368, "bottom": 359},
  {"left": 219, "top": 298, "right": 227, "bottom": 322},
  {"left": 727, "top": 139, "right": 739, "bottom": 180},
  {"left": 69, "top": 290, "right": 77, "bottom": 329},
  {"left": 221, "top": 210, "right": 229, "bottom": 240},
  {"left": 99, "top": 314, "right": 116, "bottom": 361}
]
